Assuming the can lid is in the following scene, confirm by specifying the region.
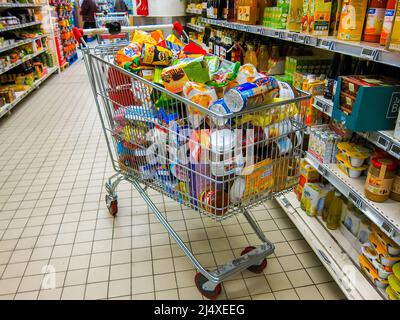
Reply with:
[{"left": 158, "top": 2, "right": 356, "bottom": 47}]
[
  {"left": 371, "top": 157, "right": 398, "bottom": 170},
  {"left": 210, "top": 129, "right": 236, "bottom": 153}
]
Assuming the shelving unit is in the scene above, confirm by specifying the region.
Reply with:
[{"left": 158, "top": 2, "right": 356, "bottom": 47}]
[
  {"left": 0, "top": 47, "right": 48, "bottom": 75},
  {"left": 0, "top": 2, "right": 46, "bottom": 8},
  {"left": 186, "top": 8, "right": 202, "bottom": 15},
  {"left": 0, "top": 34, "right": 46, "bottom": 53},
  {"left": 201, "top": 18, "right": 400, "bottom": 68},
  {"left": 0, "top": 21, "right": 42, "bottom": 33},
  {"left": 186, "top": 22, "right": 205, "bottom": 33},
  {"left": 276, "top": 191, "right": 385, "bottom": 300},
  {"left": 305, "top": 152, "right": 400, "bottom": 246},
  {"left": 0, "top": 65, "right": 58, "bottom": 119}
]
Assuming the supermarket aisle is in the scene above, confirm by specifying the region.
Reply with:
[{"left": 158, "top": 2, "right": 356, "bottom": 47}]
[{"left": 0, "top": 60, "right": 345, "bottom": 300}]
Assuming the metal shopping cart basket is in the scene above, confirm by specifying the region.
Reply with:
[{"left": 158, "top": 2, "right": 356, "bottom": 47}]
[
  {"left": 94, "top": 12, "right": 130, "bottom": 44},
  {"left": 74, "top": 23, "right": 311, "bottom": 299}
]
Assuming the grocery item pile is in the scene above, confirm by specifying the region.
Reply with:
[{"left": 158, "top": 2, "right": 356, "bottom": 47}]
[{"left": 110, "top": 28, "right": 305, "bottom": 216}]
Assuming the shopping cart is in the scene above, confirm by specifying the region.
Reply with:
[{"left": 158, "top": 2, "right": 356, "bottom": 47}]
[
  {"left": 94, "top": 12, "right": 130, "bottom": 44},
  {"left": 74, "top": 23, "right": 311, "bottom": 299}
]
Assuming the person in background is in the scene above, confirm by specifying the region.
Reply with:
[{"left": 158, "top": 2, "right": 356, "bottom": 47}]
[
  {"left": 114, "top": 0, "right": 128, "bottom": 12},
  {"left": 80, "top": 0, "right": 98, "bottom": 42}
]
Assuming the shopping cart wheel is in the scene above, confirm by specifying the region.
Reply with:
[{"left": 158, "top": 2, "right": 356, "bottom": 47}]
[
  {"left": 105, "top": 195, "right": 118, "bottom": 216},
  {"left": 241, "top": 246, "right": 268, "bottom": 274},
  {"left": 194, "top": 272, "right": 221, "bottom": 300}
]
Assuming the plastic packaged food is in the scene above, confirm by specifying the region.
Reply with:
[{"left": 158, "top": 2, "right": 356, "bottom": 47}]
[
  {"left": 160, "top": 62, "right": 190, "bottom": 93},
  {"left": 224, "top": 77, "right": 280, "bottom": 112},
  {"left": 361, "top": 243, "right": 393, "bottom": 279},
  {"left": 183, "top": 82, "right": 218, "bottom": 117},
  {"left": 115, "top": 43, "right": 142, "bottom": 68},
  {"left": 337, "top": 142, "right": 371, "bottom": 167},
  {"left": 141, "top": 43, "right": 173, "bottom": 66},
  {"left": 239, "top": 158, "right": 275, "bottom": 198},
  {"left": 208, "top": 99, "right": 233, "bottom": 127},
  {"left": 369, "top": 231, "right": 400, "bottom": 267},
  {"left": 387, "top": 278, "right": 400, "bottom": 300},
  {"left": 365, "top": 157, "right": 397, "bottom": 202},
  {"left": 372, "top": 225, "right": 400, "bottom": 255},
  {"left": 336, "top": 152, "right": 368, "bottom": 178},
  {"left": 236, "top": 63, "right": 260, "bottom": 84}
]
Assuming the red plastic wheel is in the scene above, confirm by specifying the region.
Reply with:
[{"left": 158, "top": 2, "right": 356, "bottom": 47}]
[
  {"left": 240, "top": 246, "right": 268, "bottom": 274},
  {"left": 194, "top": 272, "right": 221, "bottom": 300},
  {"left": 106, "top": 195, "right": 118, "bottom": 217}
]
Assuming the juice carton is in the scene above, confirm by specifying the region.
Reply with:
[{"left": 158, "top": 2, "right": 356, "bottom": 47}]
[
  {"left": 288, "top": 0, "right": 303, "bottom": 31},
  {"left": 301, "top": 182, "right": 326, "bottom": 216},
  {"left": 388, "top": 1, "right": 400, "bottom": 52},
  {"left": 308, "top": 0, "right": 333, "bottom": 36},
  {"left": 337, "top": 0, "right": 369, "bottom": 41}
]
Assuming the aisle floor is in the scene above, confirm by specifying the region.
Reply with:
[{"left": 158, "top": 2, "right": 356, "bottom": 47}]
[{"left": 0, "top": 60, "right": 346, "bottom": 300}]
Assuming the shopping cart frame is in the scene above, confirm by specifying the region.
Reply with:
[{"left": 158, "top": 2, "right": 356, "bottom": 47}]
[{"left": 75, "top": 24, "right": 311, "bottom": 299}]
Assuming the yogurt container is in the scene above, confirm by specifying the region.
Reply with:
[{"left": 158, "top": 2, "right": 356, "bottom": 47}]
[
  {"left": 337, "top": 142, "right": 371, "bottom": 167},
  {"left": 361, "top": 243, "right": 393, "bottom": 279},
  {"left": 336, "top": 152, "right": 368, "bottom": 178},
  {"left": 359, "top": 254, "right": 389, "bottom": 289}
]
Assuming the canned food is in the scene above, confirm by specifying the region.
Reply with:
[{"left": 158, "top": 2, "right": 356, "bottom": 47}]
[{"left": 209, "top": 99, "right": 232, "bottom": 127}]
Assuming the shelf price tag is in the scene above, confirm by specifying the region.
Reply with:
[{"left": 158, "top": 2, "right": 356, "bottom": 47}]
[
  {"left": 360, "top": 47, "right": 378, "bottom": 60},
  {"left": 315, "top": 100, "right": 328, "bottom": 113},
  {"left": 349, "top": 192, "right": 364, "bottom": 210},
  {"left": 304, "top": 36, "right": 311, "bottom": 45},
  {"left": 279, "top": 31, "right": 286, "bottom": 40},
  {"left": 273, "top": 31, "right": 280, "bottom": 38},
  {"left": 376, "top": 135, "right": 390, "bottom": 150},
  {"left": 296, "top": 35, "right": 305, "bottom": 43},
  {"left": 319, "top": 39, "right": 332, "bottom": 50},
  {"left": 390, "top": 143, "right": 400, "bottom": 159},
  {"left": 318, "top": 164, "right": 328, "bottom": 177},
  {"left": 381, "top": 221, "right": 394, "bottom": 236}
]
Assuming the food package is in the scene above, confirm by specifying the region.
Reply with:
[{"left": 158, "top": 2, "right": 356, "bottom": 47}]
[
  {"left": 115, "top": 42, "right": 142, "bottom": 68},
  {"left": 161, "top": 62, "right": 190, "bottom": 93},
  {"left": 236, "top": 63, "right": 260, "bottom": 84},
  {"left": 141, "top": 43, "right": 173, "bottom": 66},
  {"left": 300, "top": 182, "right": 326, "bottom": 216}
]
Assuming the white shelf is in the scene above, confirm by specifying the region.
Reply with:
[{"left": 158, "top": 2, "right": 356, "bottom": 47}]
[
  {"left": 186, "top": 23, "right": 205, "bottom": 33},
  {"left": 201, "top": 18, "right": 400, "bottom": 68},
  {"left": 0, "top": 47, "right": 48, "bottom": 75},
  {"left": 276, "top": 191, "right": 385, "bottom": 300},
  {"left": 0, "top": 34, "right": 46, "bottom": 53},
  {"left": 0, "top": 2, "right": 45, "bottom": 8},
  {"left": 0, "top": 21, "right": 41, "bottom": 33},
  {"left": 305, "top": 152, "right": 400, "bottom": 246},
  {"left": 0, "top": 66, "right": 57, "bottom": 119},
  {"left": 186, "top": 8, "right": 202, "bottom": 15},
  {"left": 313, "top": 95, "right": 333, "bottom": 117}
]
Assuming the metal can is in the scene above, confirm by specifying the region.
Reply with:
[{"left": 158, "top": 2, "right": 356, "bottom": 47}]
[
  {"left": 208, "top": 99, "right": 232, "bottom": 127},
  {"left": 224, "top": 76, "right": 280, "bottom": 112}
]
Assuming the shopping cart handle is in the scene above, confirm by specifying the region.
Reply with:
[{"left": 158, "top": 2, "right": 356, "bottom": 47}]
[
  {"left": 72, "top": 27, "right": 84, "bottom": 43},
  {"left": 173, "top": 21, "right": 184, "bottom": 36}
]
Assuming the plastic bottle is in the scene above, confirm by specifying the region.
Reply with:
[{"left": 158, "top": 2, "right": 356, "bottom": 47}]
[
  {"left": 326, "top": 191, "right": 343, "bottom": 230},
  {"left": 244, "top": 43, "right": 258, "bottom": 68},
  {"left": 257, "top": 44, "right": 270, "bottom": 72},
  {"left": 363, "top": 0, "right": 388, "bottom": 43},
  {"left": 322, "top": 188, "right": 335, "bottom": 222},
  {"left": 380, "top": 0, "right": 396, "bottom": 45}
]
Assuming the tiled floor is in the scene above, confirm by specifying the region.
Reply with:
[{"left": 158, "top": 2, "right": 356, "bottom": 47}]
[{"left": 0, "top": 60, "right": 346, "bottom": 300}]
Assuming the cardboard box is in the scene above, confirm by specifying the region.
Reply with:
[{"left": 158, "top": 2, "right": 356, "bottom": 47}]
[
  {"left": 388, "top": 0, "right": 400, "bottom": 52},
  {"left": 288, "top": 0, "right": 303, "bottom": 32},
  {"left": 308, "top": 0, "right": 333, "bottom": 36}
]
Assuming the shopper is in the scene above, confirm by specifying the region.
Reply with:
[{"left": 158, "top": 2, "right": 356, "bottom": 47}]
[
  {"left": 80, "top": 0, "right": 98, "bottom": 42},
  {"left": 114, "top": 0, "right": 128, "bottom": 12}
]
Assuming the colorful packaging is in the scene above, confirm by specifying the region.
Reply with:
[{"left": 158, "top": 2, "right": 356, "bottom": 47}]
[
  {"left": 161, "top": 63, "right": 190, "bottom": 93},
  {"left": 241, "top": 158, "right": 274, "bottom": 198},
  {"left": 224, "top": 76, "right": 280, "bottom": 112},
  {"left": 236, "top": 63, "right": 260, "bottom": 84},
  {"left": 388, "top": 1, "right": 400, "bottom": 51},
  {"left": 380, "top": 0, "right": 396, "bottom": 45},
  {"left": 300, "top": 182, "right": 326, "bottom": 216},
  {"left": 308, "top": 0, "right": 333, "bottom": 36},
  {"left": 337, "top": 0, "right": 369, "bottom": 41},
  {"left": 141, "top": 43, "right": 173, "bottom": 66},
  {"left": 288, "top": 0, "right": 303, "bottom": 32},
  {"left": 363, "top": 0, "right": 388, "bottom": 43}
]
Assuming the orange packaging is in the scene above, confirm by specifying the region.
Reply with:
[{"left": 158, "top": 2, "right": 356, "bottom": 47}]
[
  {"left": 363, "top": 0, "right": 388, "bottom": 42},
  {"left": 243, "top": 159, "right": 274, "bottom": 197},
  {"left": 337, "top": 0, "right": 369, "bottom": 41},
  {"left": 380, "top": 0, "right": 397, "bottom": 45},
  {"left": 237, "top": 0, "right": 259, "bottom": 25}
]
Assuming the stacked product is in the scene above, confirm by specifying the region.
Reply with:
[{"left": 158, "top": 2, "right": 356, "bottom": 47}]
[{"left": 49, "top": 0, "right": 77, "bottom": 66}]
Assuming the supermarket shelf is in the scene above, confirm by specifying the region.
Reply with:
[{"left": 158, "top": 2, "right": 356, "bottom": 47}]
[
  {"left": 0, "top": 34, "right": 46, "bottom": 53},
  {"left": 186, "top": 8, "right": 202, "bottom": 15},
  {"left": 186, "top": 23, "right": 205, "bottom": 32},
  {"left": 276, "top": 191, "right": 385, "bottom": 300},
  {"left": 0, "top": 66, "right": 58, "bottom": 119},
  {"left": 358, "top": 130, "right": 400, "bottom": 160},
  {"left": 201, "top": 18, "right": 400, "bottom": 68},
  {"left": 313, "top": 95, "right": 333, "bottom": 117},
  {"left": 0, "top": 2, "right": 45, "bottom": 8},
  {"left": 0, "top": 47, "right": 48, "bottom": 76},
  {"left": 305, "top": 152, "right": 400, "bottom": 246},
  {"left": 0, "top": 21, "right": 41, "bottom": 33}
]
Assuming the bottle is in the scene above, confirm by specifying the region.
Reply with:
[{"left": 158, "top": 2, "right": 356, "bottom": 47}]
[
  {"left": 207, "top": 0, "right": 213, "bottom": 18},
  {"left": 227, "top": 0, "right": 237, "bottom": 22},
  {"left": 214, "top": 30, "right": 222, "bottom": 57},
  {"left": 323, "top": 52, "right": 340, "bottom": 100},
  {"left": 326, "top": 191, "right": 343, "bottom": 230},
  {"left": 244, "top": 43, "right": 258, "bottom": 67},
  {"left": 322, "top": 188, "right": 335, "bottom": 222},
  {"left": 380, "top": 0, "right": 396, "bottom": 45},
  {"left": 202, "top": 0, "right": 208, "bottom": 17},
  {"left": 225, "top": 33, "right": 233, "bottom": 61},
  {"left": 213, "top": 0, "right": 219, "bottom": 19},
  {"left": 363, "top": 0, "right": 388, "bottom": 43},
  {"left": 218, "top": 0, "right": 228, "bottom": 20},
  {"left": 257, "top": 44, "right": 269, "bottom": 72},
  {"left": 237, "top": 0, "right": 258, "bottom": 25},
  {"left": 208, "top": 29, "right": 216, "bottom": 54}
]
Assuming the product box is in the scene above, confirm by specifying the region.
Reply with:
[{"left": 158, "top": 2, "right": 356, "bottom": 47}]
[
  {"left": 332, "top": 76, "right": 400, "bottom": 131},
  {"left": 337, "top": 0, "right": 368, "bottom": 41},
  {"left": 308, "top": 0, "right": 333, "bottom": 36},
  {"left": 388, "top": 0, "right": 400, "bottom": 52},
  {"left": 288, "top": 0, "right": 303, "bottom": 32},
  {"left": 300, "top": 182, "right": 326, "bottom": 216},
  {"left": 329, "top": 0, "right": 343, "bottom": 36}
]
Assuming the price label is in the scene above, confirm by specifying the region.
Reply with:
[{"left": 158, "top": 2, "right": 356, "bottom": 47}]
[
  {"left": 360, "top": 48, "right": 378, "bottom": 60},
  {"left": 315, "top": 100, "right": 327, "bottom": 112},
  {"left": 274, "top": 31, "right": 280, "bottom": 38},
  {"left": 390, "top": 143, "right": 400, "bottom": 159},
  {"left": 296, "top": 35, "right": 305, "bottom": 43},
  {"left": 319, "top": 39, "right": 332, "bottom": 50},
  {"left": 281, "top": 197, "right": 290, "bottom": 208},
  {"left": 287, "top": 33, "right": 295, "bottom": 41},
  {"left": 381, "top": 221, "right": 394, "bottom": 236},
  {"left": 279, "top": 31, "right": 286, "bottom": 40},
  {"left": 317, "top": 250, "right": 331, "bottom": 265},
  {"left": 318, "top": 164, "right": 328, "bottom": 177},
  {"left": 349, "top": 192, "right": 363, "bottom": 210},
  {"left": 304, "top": 36, "right": 311, "bottom": 45},
  {"left": 377, "top": 135, "right": 390, "bottom": 150}
]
